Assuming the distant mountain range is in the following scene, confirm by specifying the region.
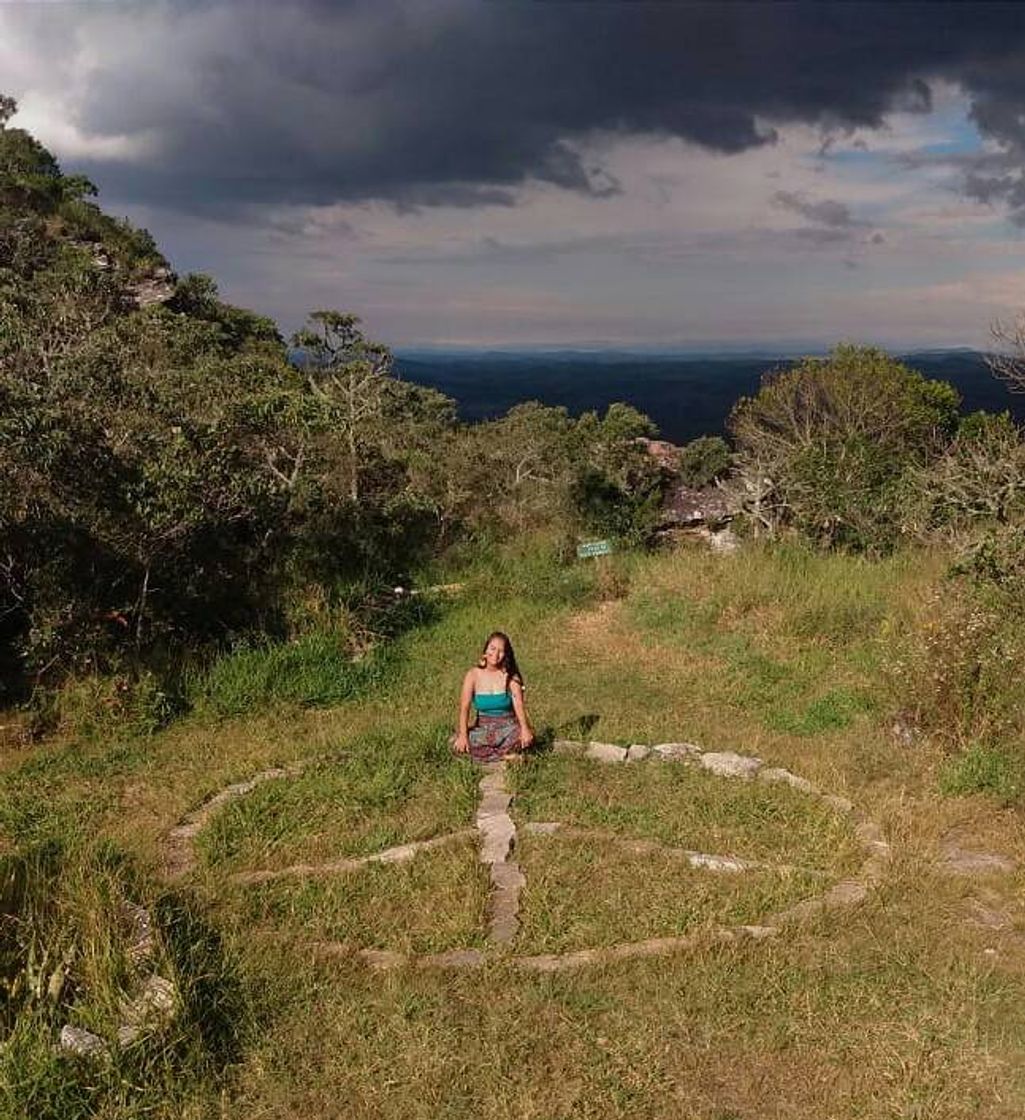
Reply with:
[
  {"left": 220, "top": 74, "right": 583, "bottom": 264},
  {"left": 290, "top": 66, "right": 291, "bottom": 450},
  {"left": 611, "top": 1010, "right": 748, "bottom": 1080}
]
[{"left": 394, "top": 348, "right": 1021, "bottom": 445}]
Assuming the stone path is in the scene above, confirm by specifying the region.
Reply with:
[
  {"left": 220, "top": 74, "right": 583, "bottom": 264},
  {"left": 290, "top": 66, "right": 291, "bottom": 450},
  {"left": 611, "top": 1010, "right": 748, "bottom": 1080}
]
[
  {"left": 158, "top": 736, "right": 893, "bottom": 974},
  {"left": 476, "top": 762, "right": 525, "bottom": 944}
]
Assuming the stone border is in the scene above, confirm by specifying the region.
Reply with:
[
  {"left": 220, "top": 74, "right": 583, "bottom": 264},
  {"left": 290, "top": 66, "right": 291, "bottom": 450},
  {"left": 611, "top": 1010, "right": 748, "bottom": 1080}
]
[
  {"left": 230, "top": 830, "right": 475, "bottom": 885},
  {"left": 59, "top": 899, "right": 178, "bottom": 1059},
  {"left": 476, "top": 762, "right": 524, "bottom": 944},
  {"left": 160, "top": 738, "right": 891, "bottom": 975},
  {"left": 521, "top": 822, "right": 820, "bottom": 877}
]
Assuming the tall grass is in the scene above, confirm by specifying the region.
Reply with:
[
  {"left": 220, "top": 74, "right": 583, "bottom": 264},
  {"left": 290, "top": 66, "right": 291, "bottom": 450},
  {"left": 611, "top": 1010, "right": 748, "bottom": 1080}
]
[{"left": 0, "top": 842, "right": 253, "bottom": 1120}]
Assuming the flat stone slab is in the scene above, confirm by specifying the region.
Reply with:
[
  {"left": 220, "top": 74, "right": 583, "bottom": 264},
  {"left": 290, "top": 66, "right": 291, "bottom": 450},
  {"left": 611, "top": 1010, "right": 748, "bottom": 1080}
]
[
  {"left": 478, "top": 815, "right": 515, "bottom": 865},
  {"left": 940, "top": 845, "right": 1016, "bottom": 876},
  {"left": 117, "top": 974, "right": 177, "bottom": 1047},
  {"left": 477, "top": 790, "right": 513, "bottom": 818},
  {"left": 758, "top": 767, "right": 818, "bottom": 794},
  {"left": 586, "top": 741, "right": 627, "bottom": 764},
  {"left": 626, "top": 744, "right": 651, "bottom": 762},
  {"left": 652, "top": 742, "right": 702, "bottom": 761},
  {"left": 700, "top": 751, "right": 762, "bottom": 779},
  {"left": 358, "top": 948, "right": 406, "bottom": 971},
  {"left": 552, "top": 739, "right": 585, "bottom": 754}
]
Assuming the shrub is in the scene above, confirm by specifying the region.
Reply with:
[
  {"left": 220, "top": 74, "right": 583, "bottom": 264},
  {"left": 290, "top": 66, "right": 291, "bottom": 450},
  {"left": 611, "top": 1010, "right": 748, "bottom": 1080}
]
[
  {"left": 888, "top": 585, "right": 1025, "bottom": 748},
  {"left": 676, "top": 435, "right": 732, "bottom": 488}
]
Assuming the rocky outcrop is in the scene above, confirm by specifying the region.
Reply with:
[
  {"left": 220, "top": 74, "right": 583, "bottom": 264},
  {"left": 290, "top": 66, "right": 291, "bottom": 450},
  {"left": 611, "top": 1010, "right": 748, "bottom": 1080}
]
[{"left": 637, "top": 437, "right": 738, "bottom": 538}]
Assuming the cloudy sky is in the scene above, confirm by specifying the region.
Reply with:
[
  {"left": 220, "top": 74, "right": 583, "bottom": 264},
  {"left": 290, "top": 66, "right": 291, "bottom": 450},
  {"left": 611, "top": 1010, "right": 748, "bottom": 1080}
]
[{"left": 6, "top": 0, "right": 1025, "bottom": 350}]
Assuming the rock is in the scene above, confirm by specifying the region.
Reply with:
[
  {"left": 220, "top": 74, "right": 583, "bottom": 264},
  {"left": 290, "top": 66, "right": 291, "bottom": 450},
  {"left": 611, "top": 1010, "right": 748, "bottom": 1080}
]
[
  {"left": 552, "top": 739, "right": 585, "bottom": 755},
  {"left": 117, "top": 975, "right": 177, "bottom": 1046},
  {"left": 940, "top": 845, "right": 1016, "bottom": 876},
  {"left": 661, "top": 481, "right": 733, "bottom": 528},
  {"left": 359, "top": 948, "right": 406, "bottom": 970},
  {"left": 822, "top": 880, "right": 869, "bottom": 908},
  {"left": 123, "top": 266, "right": 176, "bottom": 309},
  {"left": 626, "top": 744, "right": 651, "bottom": 762},
  {"left": 585, "top": 741, "right": 627, "bottom": 764},
  {"left": 372, "top": 842, "right": 422, "bottom": 865},
  {"left": 685, "top": 851, "right": 751, "bottom": 873},
  {"left": 758, "top": 767, "right": 818, "bottom": 795},
  {"left": 489, "top": 861, "right": 526, "bottom": 944},
  {"left": 121, "top": 902, "right": 156, "bottom": 965},
  {"left": 478, "top": 814, "right": 516, "bottom": 865},
  {"left": 59, "top": 1025, "right": 108, "bottom": 1059},
  {"left": 854, "top": 820, "right": 889, "bottom": 855},
  {"left": 704, "top": 526, "right": 741, "bottom": 554},
  {"left": 700, "top": 751, "right": 762, "bottom": 779},
  {"left": 477, "top": 790, "right": 513, "bottom": 818},
  {"left": 652, "top": 742, "right": 702, "bottom": 761}
]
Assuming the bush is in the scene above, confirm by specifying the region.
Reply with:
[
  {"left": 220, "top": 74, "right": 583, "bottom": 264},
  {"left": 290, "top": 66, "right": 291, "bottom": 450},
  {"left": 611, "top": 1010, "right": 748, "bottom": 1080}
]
[
  {"left": 676, "top": 435, "right": 732, "bottom": 488},
  {"left": 888, "top": 585, "right": 1025, "bottom": 748}
]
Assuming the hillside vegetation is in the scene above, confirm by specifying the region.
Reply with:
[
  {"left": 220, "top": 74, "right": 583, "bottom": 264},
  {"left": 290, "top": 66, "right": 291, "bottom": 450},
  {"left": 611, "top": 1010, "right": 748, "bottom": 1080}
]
[{"left": 3, "top": 101, "right": 1025, "bottom": 1118}]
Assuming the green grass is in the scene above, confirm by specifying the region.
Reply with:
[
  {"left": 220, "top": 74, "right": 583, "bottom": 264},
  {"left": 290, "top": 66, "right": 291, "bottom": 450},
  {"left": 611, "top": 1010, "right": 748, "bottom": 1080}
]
[
  {"left": 940, "top": 745, "right": 1024, "bottom": 804},
  {"left": 231, "top": 838, "right": 490, "bottom": 955},
  {"left": 516, "top": 833, "right": 824, "bottom": 953},
  {"left": 5, "top": 536, "right": 1025, "bottom": 1118},
  {"left": 197, "top": 725, "right": 478, "bottom": 872},
  {"left": 191, "top": 631, "right": 398, "bottom": 718},
  {"left": 511, "top": 754, "right": 863, "bottom": 872}
]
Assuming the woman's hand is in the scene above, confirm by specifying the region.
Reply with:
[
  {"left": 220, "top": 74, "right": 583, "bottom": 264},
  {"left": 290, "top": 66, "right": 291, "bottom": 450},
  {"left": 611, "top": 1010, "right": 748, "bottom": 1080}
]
[
  {"left": 453, "top": 732, "right": 470, "bottom": 754},
  {"left": 519, "top": 725, "right": 534, "bottom": 749}
]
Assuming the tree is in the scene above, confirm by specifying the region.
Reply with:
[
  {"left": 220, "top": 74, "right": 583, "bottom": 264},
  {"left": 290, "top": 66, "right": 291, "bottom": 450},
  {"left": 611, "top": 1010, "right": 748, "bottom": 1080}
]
[
  {"left": 988, "top": 312, "right": 1025, "bottom": 393},
  {"left": 729, "top": 344, "right": 960, "bottom": 551},
  {"left": 290, "top": 311, "right": 394, "bottom": 503}
]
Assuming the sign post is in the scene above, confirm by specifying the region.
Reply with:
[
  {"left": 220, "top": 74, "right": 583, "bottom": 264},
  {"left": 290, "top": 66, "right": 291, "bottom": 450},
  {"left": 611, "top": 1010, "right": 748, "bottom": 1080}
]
[{"left": 576, "top": 539, "right": 614, "bottom": 560}]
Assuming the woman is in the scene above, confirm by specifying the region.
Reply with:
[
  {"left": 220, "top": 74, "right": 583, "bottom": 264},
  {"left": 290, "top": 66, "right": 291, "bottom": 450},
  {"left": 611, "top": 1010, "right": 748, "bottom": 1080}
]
[{"left": 453, "top": 631, "right": 535, "bottom": 763}]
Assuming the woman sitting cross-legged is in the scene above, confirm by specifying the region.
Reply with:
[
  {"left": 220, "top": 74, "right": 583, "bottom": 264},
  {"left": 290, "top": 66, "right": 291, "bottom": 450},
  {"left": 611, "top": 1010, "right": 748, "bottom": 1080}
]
[{"left": 452, "top": 631, "right": 535, "bottom": 763}]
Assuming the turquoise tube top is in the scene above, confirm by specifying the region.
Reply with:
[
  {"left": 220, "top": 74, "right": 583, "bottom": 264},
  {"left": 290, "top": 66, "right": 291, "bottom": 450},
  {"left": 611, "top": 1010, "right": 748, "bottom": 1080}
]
[{"left": 474, "top": 690, "right": 513, "bottom": 715}]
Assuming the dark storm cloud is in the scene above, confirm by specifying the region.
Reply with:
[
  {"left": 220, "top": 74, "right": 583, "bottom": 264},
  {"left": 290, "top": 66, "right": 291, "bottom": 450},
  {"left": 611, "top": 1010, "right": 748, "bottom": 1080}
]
[{"left": 16, "top": 0, "right": 1025, "bottom": 215}]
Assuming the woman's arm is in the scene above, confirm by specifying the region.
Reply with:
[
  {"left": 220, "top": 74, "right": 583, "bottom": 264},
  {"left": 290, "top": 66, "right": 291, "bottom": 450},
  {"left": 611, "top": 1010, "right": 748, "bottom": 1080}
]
[
  {"left": 454, "top": 669, "right": 475, "bottom": 753},
  {"left": 509, "top": 677, "right": 534, "bottom": 748}
]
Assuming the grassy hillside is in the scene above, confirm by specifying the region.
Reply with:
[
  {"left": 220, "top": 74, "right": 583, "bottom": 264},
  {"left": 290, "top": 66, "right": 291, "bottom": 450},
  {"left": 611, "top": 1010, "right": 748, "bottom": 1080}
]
[{"left": 2, "top": 539, "right": 1025, "bottom": 1118}]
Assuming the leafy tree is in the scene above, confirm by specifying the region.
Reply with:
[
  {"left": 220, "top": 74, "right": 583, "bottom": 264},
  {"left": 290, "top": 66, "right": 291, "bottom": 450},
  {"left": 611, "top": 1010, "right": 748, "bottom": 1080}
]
[{"left": 729, "top": 344, "right": 960, "bottom": 551}]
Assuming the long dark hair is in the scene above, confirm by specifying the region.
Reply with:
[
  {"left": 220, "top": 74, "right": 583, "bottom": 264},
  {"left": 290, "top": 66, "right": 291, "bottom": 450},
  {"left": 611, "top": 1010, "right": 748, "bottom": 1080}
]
[{"left": 477, "top": 630, "right": 524, "bottom": 691}]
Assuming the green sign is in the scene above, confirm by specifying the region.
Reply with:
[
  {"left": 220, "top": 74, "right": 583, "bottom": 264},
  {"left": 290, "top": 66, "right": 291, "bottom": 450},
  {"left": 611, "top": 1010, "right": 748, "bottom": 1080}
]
[{"left": 577, "top": 539, "right": 614, "bottom": 559}]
